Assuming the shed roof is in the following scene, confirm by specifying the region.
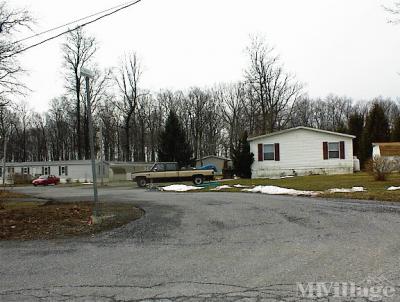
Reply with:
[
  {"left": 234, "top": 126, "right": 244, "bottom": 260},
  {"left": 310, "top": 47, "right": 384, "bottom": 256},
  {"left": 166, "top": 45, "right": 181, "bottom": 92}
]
[
  {"left": 373, "top": 142, "right": 400, "bottom": 156},
  {"left": 247, "top": 126, "right": 356, "bottom": 142},
  {"left": 3, "top": 160, "right": 108, "bottom": 167},
  {"left": 196, "top": 155, "right": 232, "bottom": 162}
]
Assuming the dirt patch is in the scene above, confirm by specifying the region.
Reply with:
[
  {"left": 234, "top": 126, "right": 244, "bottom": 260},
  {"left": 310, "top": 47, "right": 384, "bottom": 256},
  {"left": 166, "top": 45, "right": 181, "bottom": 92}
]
[{"left": 0, "top": 201, "right": 143, "bottom": 240}]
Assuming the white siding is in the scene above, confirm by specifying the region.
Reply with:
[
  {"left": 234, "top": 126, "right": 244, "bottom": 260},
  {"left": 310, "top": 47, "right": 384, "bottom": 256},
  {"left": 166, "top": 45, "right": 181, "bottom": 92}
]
[
  {"left": 66, "top": 164, "right": 109, "bottom": 182},
  {"left": 372, "top": 145, "right": 400, "bottom": 161},
  {"left": 195, "top": 157, "right": 232, "bottom": 173},
  {"left": 250, "top": 129, "right": 354, "bottom": 178},
  {"left": 0, "top": 161, "right": 110, "bottom": 183},
  {"left": 372, "top": 145, "right": 381, "bottom": 157}
]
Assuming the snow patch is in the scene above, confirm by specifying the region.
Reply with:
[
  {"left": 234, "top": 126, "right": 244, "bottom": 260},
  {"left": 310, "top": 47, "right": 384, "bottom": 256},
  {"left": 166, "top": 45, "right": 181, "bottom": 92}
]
[
  {"left": 387, "top": 186, "right": 400, "bottom": 191},
  {"left": 268, "top": 176, "right": 296, "bottom": 180},
  {"left": 328, "top": 187, "right": 365, "bottom": 193},
  {"left": 211, "top": 185, "right": 233, "bottom": 191},
  {"left": 160, "top": 185, "right": 204, "bottom": 192},
  {"left": 233, "top": 184, "right": 250, "bottom": 188},
  {"left": 242, "top": 185, "right": 317, "bottom": 196}
]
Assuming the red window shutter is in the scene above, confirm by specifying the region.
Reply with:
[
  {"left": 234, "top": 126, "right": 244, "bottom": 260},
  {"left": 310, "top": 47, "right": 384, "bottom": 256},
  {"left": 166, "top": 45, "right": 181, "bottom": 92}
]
[
  {"left": 274, "top": 143, "right": 280, "bottom": 161},
  {"left": 340, "top": 141, "right": 345, "bottom": 159},
  {"left": 258, "top": 144, "right": 263, "bottom": 161},
  {"left": 323, "top": 142, "right": 328, "bottom": 160}
]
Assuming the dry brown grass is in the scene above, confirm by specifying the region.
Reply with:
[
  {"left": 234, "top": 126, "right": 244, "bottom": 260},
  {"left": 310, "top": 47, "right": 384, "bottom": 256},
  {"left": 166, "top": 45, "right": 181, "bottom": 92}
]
[
  {"left": 0, "top": 201, "right": 143, "bottom": 240},
  {"left": 0, "top": 190, "right": 28, "bottom": 198}
]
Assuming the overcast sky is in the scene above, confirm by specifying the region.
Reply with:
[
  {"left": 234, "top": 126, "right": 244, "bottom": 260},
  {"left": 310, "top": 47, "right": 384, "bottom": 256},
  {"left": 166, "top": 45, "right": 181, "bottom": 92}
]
[{"left": 14, "top": 0, "right": 400, "bottom": 111}]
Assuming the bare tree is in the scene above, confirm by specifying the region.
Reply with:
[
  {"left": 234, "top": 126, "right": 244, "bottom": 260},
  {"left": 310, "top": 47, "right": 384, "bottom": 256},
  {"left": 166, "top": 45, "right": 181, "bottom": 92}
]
[
  {"left": 0, "top": 1, "right": 33, "bottom": 105},
  {"left": 29, "top": 112, "right": 47, "bottom": 161},
  {"left": 63, "top": 27, "right": 97, "bottom": 159},
  {"left": 82, "top": 67, "right": 112, "bottom": 158},
  {"left": 114, "top": 52, "right": 142, "bottom": 161},
  {"left": 98, "top": 96, "right": 120, "bottom": 161},
  {"left": 289, "top": 96, "right": 314, "bottom": 128},
  {"left": 0, "top": 104, "right": 15, "bottom": 188},
  {"left": 47, "top": 96, "right": 74, "bottom": 160},
  {"left": 146, "top": 96, "right": 164, "bottom": 162},
  {"left": 245, "top": 36, "right": 303, "bottom": 133},
  {"left": 184, "top": 88, "right": 210, "bottom": 159},
  {"left": 324, "top": 94, "right": 353, "bottom": 131},
  {"left": 157, "top": 89, "right": 177, "bottom": 116},
  {"left": 214, "top": 83, "right": 246, "bottom": 155},
  {"left": 13, "top": 100, "right": 31, "bottom": 161},
  {"left": 384, "top": 2, "right": 400, "bottom": 23}
]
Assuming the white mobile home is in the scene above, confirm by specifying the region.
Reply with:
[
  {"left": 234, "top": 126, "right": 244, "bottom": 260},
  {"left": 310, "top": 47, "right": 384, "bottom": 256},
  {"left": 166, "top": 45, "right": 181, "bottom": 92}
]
[
  {"left": 109, "top": 162, "right": 154, "bottom": 181},
  {"left": 195, "top": 155, "right": 232, "bottom": 173},
  {"left": 372, "top": 142, "right": 400, "bottom": 161},
  {"left": 248, "top": 127, "right": 355, "bottom": 178},
  {"left": 0, "top": 160, "right": 109, "bottom": 184}
]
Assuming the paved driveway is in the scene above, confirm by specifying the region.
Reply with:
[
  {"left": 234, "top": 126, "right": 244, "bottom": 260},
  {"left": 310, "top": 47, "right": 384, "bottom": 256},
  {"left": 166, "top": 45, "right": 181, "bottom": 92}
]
[{"left": 1, "top": 186, "right": 400, "bottom": 301}]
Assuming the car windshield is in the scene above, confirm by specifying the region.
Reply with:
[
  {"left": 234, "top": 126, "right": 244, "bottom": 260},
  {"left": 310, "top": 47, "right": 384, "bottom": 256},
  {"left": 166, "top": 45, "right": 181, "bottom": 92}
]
[{"left": 39, "top": 176, "right": 48, "bottom": 179}]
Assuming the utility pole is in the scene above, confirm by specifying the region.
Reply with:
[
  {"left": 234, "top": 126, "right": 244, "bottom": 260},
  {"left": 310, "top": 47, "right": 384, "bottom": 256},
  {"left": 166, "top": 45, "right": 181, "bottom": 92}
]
[
  {"left": 2, "top": 131, "right": 7, "bottom": 191},
  {"left": 81, "top": 68, "right": 99, "bottom": 219},
  {"left": 99, "top": 123, "right": 104, "bottom": 186}
]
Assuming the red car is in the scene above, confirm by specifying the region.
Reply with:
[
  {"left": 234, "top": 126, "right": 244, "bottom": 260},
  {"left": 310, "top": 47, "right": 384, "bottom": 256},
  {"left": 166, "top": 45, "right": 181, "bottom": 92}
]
[{"left": 32, "top": 175, "right": 60, "bottom": 186}]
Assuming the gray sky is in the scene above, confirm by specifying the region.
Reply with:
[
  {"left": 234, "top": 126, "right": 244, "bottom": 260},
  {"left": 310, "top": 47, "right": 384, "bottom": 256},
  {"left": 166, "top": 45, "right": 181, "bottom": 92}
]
[{"left": 15, "top": 0, "right": 400, "bottom": 111}]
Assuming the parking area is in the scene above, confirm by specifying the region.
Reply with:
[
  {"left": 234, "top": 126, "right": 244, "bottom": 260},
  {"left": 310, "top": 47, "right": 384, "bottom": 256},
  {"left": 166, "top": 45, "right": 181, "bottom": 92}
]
[{"left": 1, "top": 186, "right": 400, "bottom": 301}]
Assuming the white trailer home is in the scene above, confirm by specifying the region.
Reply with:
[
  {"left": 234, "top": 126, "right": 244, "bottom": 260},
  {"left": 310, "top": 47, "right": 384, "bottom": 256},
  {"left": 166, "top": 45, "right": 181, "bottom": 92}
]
[
  {"left": 195, "top": 155, "right": 232, "bottom": 173},
  {"left": 248, "top": 127, "right": 355, "bottom": 178},
  {"left": 0, "top": 160, "right": 109, "bottom": 184},
  {"left": 372, "top": 143, "right": 400, "bottom": 161}
]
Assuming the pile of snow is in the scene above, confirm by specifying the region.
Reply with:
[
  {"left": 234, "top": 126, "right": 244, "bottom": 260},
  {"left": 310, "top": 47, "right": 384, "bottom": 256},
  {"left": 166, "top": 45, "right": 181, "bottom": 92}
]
[
  {"left": 242, "top": 185, "right": 317, "bottom": 196},
  {"left": 160, "top": 185, "right": 204, "bottom": 192},
  {"left": 387, "top": 186, "right": 400, "bottom": 191},
  {"left": 211, "top": 185, "right": 233, "bottom": 191},
  {"left": 268, "top": 176, "right": 296, "bottom": 180},
  {"left": 233, "top": 184, "right": 250, "bottom": 188},
  {"left": 328, "top": 187, "right": 365, "bottom": 193}
]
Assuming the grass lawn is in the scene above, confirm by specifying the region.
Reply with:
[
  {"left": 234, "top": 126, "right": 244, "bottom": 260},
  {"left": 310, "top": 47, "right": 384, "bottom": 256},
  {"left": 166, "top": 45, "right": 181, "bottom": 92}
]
[
  {"left": 217, "top": 172, "right": 400, "bottom": 202},
  {"left": 0, "top": 190, "right": 28, "bottom": 198}
]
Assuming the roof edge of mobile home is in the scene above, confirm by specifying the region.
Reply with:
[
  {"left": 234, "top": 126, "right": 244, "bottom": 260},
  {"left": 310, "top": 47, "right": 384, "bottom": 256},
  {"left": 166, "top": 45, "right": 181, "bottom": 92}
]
[{"left": 247, "top": 126, "right": 356, "bottom": 142}]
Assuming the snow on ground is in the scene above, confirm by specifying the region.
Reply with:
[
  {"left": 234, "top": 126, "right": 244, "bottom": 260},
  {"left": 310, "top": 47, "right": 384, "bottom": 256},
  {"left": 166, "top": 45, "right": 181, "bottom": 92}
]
[
  {"left": 211, "top": 185, "right": 233, "bottom": 191},
  {"left": 159, "top": 183, "right": 369, "bottom": 195},
  {"left": 233, "top": 184, "right": 250, "bottom": 188},
  {"left": 387, "top": 186, "right": 400, "bottom": 191},
  {"left": 268, "top": 176, "right": 296, "bottom": 180},
  {"left": 328, "top": 187, "right": 365, "bottom": 193},
  {"left": 160, "top": 185, "right": 204, "bottom": 192},
  {"left": 242, "top": 186, "right": 317, "bottom": 196}
]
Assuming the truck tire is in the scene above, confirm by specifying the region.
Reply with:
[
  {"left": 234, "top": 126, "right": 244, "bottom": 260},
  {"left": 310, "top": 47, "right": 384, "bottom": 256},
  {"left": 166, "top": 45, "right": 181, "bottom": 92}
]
[
  {"left": 193, "top": 175, "right": 204, "bottom": 185},
  {"left": 137, "top": 177, "right": 148, "bottom": 187}
]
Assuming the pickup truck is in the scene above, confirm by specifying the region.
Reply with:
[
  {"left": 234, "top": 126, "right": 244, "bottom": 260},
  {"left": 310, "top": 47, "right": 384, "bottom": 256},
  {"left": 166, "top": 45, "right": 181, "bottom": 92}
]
[{"left": 132, "top": 162, "right": 214, "bottom": 187}]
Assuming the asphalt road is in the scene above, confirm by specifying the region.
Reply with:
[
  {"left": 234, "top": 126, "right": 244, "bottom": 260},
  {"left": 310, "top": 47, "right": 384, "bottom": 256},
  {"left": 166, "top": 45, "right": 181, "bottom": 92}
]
[{"left": 1, "top": 185, "right": 400, "bottom": 301}]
